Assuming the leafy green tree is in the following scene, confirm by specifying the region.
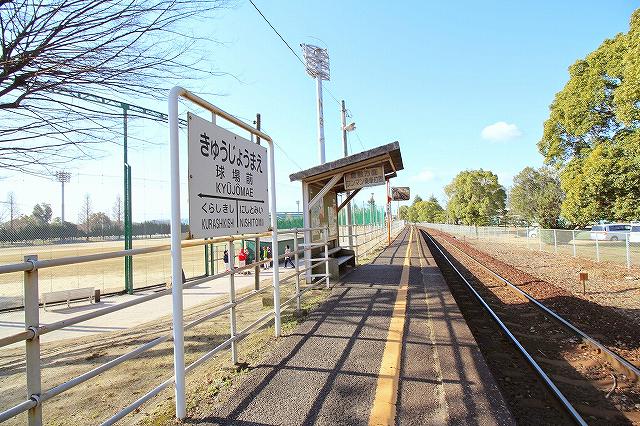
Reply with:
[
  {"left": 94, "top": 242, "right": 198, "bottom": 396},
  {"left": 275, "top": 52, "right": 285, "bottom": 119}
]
[
  {"left": 31, "top": 203, "right": 52, "bottom": 224},
  {"left": 412, "top": 195, "right": 423, "bottom": 205},
  {"left": 509, "top": 167, "right": 564, "bottom": 228},
  {"left": 445, "top": 170, "right": 506, "bottom": 225},
  {"left": 88, "top": 212, "right": 111, "bottom": 236},
  {"left": 560, "top": 132, "right": 640, "bottom": 225},
  {"left": 413, "top": 197, "right": 444, "bottom": 223},
  {"left": 538, "top": 10, "right": 639, "bottom": 223},
  {"left": 398, "top": 205, "right": 409, "bottom": 220},
  {"left": 407, "top": 205, "right": 419, "bottom": 223}
]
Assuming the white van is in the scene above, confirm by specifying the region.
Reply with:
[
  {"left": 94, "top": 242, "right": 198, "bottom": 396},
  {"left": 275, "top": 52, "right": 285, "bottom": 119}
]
[
  {"left": 590, "top": 223, "right": 630, "bottom": 241},
  {"left": 630, "top": 224, "right": 640, "bottom": 243}
]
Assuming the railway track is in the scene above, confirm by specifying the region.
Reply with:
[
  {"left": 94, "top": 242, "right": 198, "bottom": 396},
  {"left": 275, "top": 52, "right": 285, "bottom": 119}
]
[{"left": 418, "top": 228, "right": 640, "bottom": 425}]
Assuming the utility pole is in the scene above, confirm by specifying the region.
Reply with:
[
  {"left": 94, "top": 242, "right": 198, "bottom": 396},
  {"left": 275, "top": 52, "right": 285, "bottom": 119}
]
[
  {"left": 316, "top": 77, "right": 325, "bottom": 164},
  {"left": 296, "top": 200, "right": 300, "bottom": 213},
  {"left": 341, "top": 100, "right": 354, "bottom": 249},
  {"left": 255, "top": 113, "right": 261, "bottom": 145},
  {"left": 301, "top": 44, "right": 330, "bottom": 165}
]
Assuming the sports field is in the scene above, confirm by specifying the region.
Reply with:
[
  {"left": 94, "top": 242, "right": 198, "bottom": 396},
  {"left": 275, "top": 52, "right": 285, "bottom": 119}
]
[
  {"left": 0, "top": 224, "right": 397, "bottom": 310},
  {"left": 0, "top": 237, "right": 234, "bottom": 310}
]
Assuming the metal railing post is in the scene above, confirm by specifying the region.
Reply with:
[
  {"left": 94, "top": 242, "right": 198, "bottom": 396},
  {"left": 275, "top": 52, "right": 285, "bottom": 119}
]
[
  {"left": 572, "top": 230, "right": 576, "bottom": 257},
  {"left": 595, "top": 237, "right": 600, "bottom": 262},
  {"left": 204, "top": 239, "right": 210, "bottom": 276},
  {"left": 24, "top": 254, "right": 42, "bottom": 426},
  {"left": 324, "top": 228, "right": 330, "bottom": 288},
  {"left": 626, "top": 233, "right": 631, "bottom": 269},
  {"left": 294, "top": 230, "right": 301, "bottom": 312},
  {"left": 354, "top": 232, "right": 359, "bottom": 264},
  {"left": 227, "top": 241, "right": 238, "bottom": 364},
  {"left": 254, "top": 237, "right": 260, "bottom": 290},
  {"left": 553, "top": 229, "right": 557, "bottom": 254},
  {"left": 209, "top": 243, "right": 216, "bottom": 275},
  {"left": 538, "top": 230, "right": 542, "bottom": 251}
]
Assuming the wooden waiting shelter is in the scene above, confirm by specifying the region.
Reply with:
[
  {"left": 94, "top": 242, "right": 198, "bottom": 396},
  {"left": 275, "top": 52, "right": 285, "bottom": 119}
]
[{"left": 289, "top": 141, "right": 404, "bottom": 279}]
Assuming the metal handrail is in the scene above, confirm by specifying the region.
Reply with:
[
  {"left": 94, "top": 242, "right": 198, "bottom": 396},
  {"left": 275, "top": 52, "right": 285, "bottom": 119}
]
[
  {"left": 0, "top": 220, "right": 401, "bottom": 424},
  {"left": 0, "top": 226, "right": 336, "bottom": 425},
  {"left": 0, "top": 232, "right": 271, "bottom": 274}
]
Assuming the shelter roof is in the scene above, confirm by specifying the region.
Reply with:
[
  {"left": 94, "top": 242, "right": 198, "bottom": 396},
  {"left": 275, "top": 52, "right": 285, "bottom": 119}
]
[{"left": 289, "top": 142, "right": 403, "bottom": 193}]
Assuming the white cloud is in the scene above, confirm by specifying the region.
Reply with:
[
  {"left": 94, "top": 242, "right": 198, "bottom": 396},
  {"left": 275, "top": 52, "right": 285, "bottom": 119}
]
[
  {"left": 481, "top": 121, "right": 522, "bottom": 142},
  {"left": 410, "top": 169, "right": 434, "bottom": 182}
]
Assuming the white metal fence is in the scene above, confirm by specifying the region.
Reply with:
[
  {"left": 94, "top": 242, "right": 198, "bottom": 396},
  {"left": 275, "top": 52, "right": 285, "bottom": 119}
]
[
  {"left": 339, "top": 221, "right": 405, "bottom": 261},
  {"left": 0, "top": 227, "right": 335, "bottom": 425},
  {"left": 0, "top": 223, "right": 402, "bottom": 425},
  {"left": 422, "top": 223, "right": 640, "bottom": 269}
]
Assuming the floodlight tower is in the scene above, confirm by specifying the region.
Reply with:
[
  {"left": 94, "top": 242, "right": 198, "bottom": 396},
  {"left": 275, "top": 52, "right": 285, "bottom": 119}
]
[
  {"left": 301, "top": 44, "right": 330, "bottom": 164},
  {"left": 55, "top": 171, "right": 71, "bottom": 223}
]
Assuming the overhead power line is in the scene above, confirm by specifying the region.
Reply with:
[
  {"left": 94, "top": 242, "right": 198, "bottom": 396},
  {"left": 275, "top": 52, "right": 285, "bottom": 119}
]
[
  {"left": 248, "top": 0, "right": 366, "bottom": 152},
  {"left": 248, "top": 0, "right": 342, "bottom": 107},
  {"left": 248, "top": 0, "right": 309, "bottom": 73}
]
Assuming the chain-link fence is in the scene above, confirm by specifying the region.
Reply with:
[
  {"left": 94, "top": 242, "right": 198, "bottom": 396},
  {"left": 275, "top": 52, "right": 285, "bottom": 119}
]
[
  {"left": 422, "top": 223, "right": 640, "bottom": 269},
  {"left": 338, "top": 205, "right": 386, "bottom": 226}
]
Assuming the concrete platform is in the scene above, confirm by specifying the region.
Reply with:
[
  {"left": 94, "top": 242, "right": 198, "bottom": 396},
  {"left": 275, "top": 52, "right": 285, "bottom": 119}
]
[{"left": 195, "top": 226, "right": 514, "bottom": 425}]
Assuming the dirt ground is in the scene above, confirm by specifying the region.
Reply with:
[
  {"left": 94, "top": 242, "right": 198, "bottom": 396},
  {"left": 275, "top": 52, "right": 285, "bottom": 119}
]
[{"left": 450, "top": 233, "right": 640, "bottom": 327}]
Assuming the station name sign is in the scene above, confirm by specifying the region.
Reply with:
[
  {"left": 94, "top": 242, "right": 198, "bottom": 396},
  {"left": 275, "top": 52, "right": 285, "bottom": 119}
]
[
  {"left": 344, "top": 166, "right": 385, "bottom": 191},
  {"left": 188, "top": 113, "right": 269, "bottom": 238}
]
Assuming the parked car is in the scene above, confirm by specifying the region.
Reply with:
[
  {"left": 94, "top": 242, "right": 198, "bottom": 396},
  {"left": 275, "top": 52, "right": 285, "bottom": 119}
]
[
  {"left": 527, "top": 227, "right": 539, "bottom": 238},
  {"left": 630, "top": 224, "right": 640, "bottom": 243},
  {"left": 589, "top": 223, "right": 630, "bottom": 241}
]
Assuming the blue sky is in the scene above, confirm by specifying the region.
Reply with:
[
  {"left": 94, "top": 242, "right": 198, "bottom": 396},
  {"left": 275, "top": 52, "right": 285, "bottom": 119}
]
[{"left": 2, "top": 1, "right": 638, "bottom": 222}]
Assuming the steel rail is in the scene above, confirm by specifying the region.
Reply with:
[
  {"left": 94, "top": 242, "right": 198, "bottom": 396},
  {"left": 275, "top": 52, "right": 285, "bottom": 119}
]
[
  {"left": 427, "top": 228, "right": 640, "bottom": 382},
  {"left": 420, "top": 230, "right": 588, "bottom": 426}
]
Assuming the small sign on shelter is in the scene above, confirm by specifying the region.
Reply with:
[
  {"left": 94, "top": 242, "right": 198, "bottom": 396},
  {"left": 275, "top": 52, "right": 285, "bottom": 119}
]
[
  {"left": 187, "top": 113, "right": 269, "bottom": 238},
  {"left": 391, "top": 187, "right": 410, "bottom": 201},
  {"left": 343, "top": 166, "right": 385, "bottom": 191}
]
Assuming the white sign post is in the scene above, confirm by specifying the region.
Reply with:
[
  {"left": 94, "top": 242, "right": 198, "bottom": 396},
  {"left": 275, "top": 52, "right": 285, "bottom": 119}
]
[
  {"left": 188, "top": 113, "right": 269, "bottom": 237},
  {"left": 168, "top": 88, "right": 281, "bottom": 422},
  {"left": 344, "top": 165, "right": 385, "bottom": 191}
]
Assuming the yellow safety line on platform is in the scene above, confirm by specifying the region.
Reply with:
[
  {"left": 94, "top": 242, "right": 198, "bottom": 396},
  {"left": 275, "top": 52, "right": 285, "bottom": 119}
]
[{"left": 368, "top": 226, "right": 413, "bottom": 426}]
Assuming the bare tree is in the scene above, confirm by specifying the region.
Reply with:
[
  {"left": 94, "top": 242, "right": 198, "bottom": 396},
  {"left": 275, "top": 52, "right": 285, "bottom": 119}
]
[
  {"left": 0, "top": 0, "right": 229, "bottom": 175},
  {"left": 4, "top": 191, "right": 19, "bottom": 227},
  {"left": 112, "top": 194, "right": 123, "bottom": 226},
  {"left": 78, "top": 193, "right": 92, "bottom": 239}
]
